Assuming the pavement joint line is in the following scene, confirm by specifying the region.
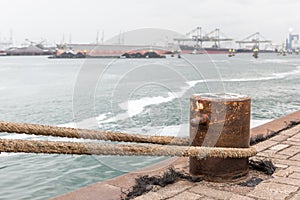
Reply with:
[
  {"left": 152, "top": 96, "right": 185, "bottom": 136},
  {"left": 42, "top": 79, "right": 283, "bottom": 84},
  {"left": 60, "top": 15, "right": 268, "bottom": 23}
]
[
  {"left": 287, "top": 187, "right": 300, "bottom": 199},
  {"left": 163, "top": 186, "right": 195, "bottom": 200}
]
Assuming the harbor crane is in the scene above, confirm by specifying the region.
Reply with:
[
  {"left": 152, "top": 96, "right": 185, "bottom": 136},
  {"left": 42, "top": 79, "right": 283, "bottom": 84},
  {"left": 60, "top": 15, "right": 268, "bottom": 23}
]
[
  {"left": 236, "top": 32, "right": 272, "bottom": 49},
  {"left": 174, "top": 27, "right": 233, "bottom": 48},
  {"left": 25, "top": 39, "right": 46, "bottom": 49}
]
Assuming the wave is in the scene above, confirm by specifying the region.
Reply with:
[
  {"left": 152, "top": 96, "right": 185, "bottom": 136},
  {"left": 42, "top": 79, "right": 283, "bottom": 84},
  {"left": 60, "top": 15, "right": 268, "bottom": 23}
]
[
  {"left": 187, "top": 66, "right": 300, "bottom": 86},
  {"left": 91, "top": 66, "right": 300, "bottom": 125},
  {"left": 97, "top": 84, "right": 192, "bottom": 124},
  {"left": 258, "top": 59, "right": 289, "bottom": 64},
  {"left": 259, "top": 58, "right": 300, "bottom": 65},
  {"left": 97, "top": 66, "right": 300, "bottom": 125},
  {"left": 272, "top": 66, "right": 300, "bottom": 78},
  {"left": 59, "top": 66, "right": 300, "bottom": 130},
  {"left": 211, "top": 60, "right": 230, "bottom": 63},
  {"left": 119, "top": 94, "right": 176, "bottom": 117}
]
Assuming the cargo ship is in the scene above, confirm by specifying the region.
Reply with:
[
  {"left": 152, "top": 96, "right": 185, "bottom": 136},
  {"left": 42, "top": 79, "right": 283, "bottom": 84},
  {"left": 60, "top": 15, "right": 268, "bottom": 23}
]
[
  {"left": 0, "top": 50, "right": 7, "bottom": 56},
  {"left": 0, "top": 40, "right": 11, "bottom": 56},
  {"left": 6, "top": 45, "right": 55, "bottom": 56},
  {"left": 179, "top": 44, "right": 230, "bottom": 54},
  {"left": 179, "top": 45, "right": 275, "bottom": 54}
]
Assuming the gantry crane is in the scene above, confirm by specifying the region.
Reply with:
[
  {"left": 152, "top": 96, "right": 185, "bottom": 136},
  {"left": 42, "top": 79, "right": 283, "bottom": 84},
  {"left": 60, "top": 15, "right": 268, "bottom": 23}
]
[
  {"left": 235, "top": 32, "right": 272, "bottom": 49},
  {"left": 174, "top": 27, "right": 233, "bottom": 48}
]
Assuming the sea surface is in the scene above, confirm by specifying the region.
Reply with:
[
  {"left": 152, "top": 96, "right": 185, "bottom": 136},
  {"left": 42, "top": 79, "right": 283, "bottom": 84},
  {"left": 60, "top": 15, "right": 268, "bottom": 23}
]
[{"left": 0, "top": 54, "right": 299, "bottom": 199}]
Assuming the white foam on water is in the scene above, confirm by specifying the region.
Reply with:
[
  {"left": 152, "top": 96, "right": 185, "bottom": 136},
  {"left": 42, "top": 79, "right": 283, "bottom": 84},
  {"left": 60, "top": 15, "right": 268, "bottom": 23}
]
[
  {"left": 58, "top": 112, "right": 111, "bottom": 129},
  {"left": 211, "top": 60, "right": 230, "bottom": 63},
  {"left": 251, "top": 119, "right": 273, "bottom": 128},
  {"left": 0, "top": 133, "right": 34, "bottom": 140},
  {"left": 58, "top": 122, "right": 76, "bottom": 128},
  {"left": 122, "top": 123, "right": 189, "bottom": 137},
  {"left": 97, "top": 82, "right": 193, "bottom": 124},
  {"left": 186, "top": 79, "right": 207, "bottom": 87},
  {"left": 272, "top": 66, "right": 300, "bottom": 78},
  {"left": 119, "top": 93, "right": 176, "bottom": 117},
  {"left": 0, "top": 152, "right": 25, "bottom": 157},
  {"left": 259, "top": 59, "right": 289, "bottom": 64},
  {"left": 93, "top": 65, "right": 300, "bottom": 126},
  {"left": 187, "top": 66, "right": 300, "bottom": 85},
  {"left": 97, "top": 94, "right": 177, "bottom": 125},
  {"left": 152, "top": 124, "right": 189, "bottom": 137},
  {"left": 94, "top": 71, "right": 283, "bottom": 126},
  {"left": 62, "top": 66, "right": 300, "bottom": 129},
  {"left": 96, "top": 112, "right": 111, "bottom": 121}
]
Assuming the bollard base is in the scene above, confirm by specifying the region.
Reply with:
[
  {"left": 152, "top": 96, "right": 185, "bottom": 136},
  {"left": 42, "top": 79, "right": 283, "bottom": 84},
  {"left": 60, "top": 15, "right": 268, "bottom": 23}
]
[
  {"left": 189, "top": 157, "right": 249, "bottom": 182},
  {"left": 189, "top": 93, "right": 251, "bottom": 183}
]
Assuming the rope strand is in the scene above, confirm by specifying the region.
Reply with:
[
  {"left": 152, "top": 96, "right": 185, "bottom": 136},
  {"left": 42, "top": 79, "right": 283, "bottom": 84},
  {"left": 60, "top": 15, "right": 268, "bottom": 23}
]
[
  {"left": 0, "top": 121, "right": 189, "bottom": 146},
  {"left": 0, "top": 139, "right": 256, "bottom": 158}
]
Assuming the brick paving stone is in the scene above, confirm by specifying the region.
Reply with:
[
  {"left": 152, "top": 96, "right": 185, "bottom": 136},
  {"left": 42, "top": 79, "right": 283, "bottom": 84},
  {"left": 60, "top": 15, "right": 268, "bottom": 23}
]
[
  {"left": 271, "top": 166, "right": 300, "bottom": 178},
  {"left": 271, "top": 158, "right": 300, "bottom": 167},
  {"left": 254, "top": 140, "right": 279, "bottom": 152},
  {"left": 197, "top": 197, "right": 216, "bottom": 200},
  {"left": 274, "top": 168, "right": 295, "bottom": 177},
  {"left": 247, "top": 182, "right": 298, "bottom": 200},
  {"left": 269, "top": 144, "right": 290, "bottom": 152},
  {"left": 273, "top": 163, "right": 289, "bottom": 169},
  {"left": 269, "top": 134, "right": 290, "bottom": 142},
  {"left": 290, "top": 130, "right": 300, "bottom": 136},
  {"left": 278, "top": 146, "right": 300, "bottom": 157},
  {"left": 281, "top": 127, "right": 300, "bottom": 136},
  {"left": 257, "top": 150, "right": 290, "bottom": 160},
  {"left": 288, "top": 137, "right": 300, "bottom": 143},
  {"left": 189, "top": 185, "right": 235, "bottom": 200},
  {"left": 290, "top": 153, "right": 300, "bottom": 162},
  {"left": 288, "top": 166, "right": 300, "bottom": 172},
  {"left": 269, "top": 177, "right": 300, "bottom": 186},
  {"left": 133, "top": 193, "right": 161, "bottom": 200},
  {"left": 271, "top": 154, "right": 292, "bottom": 160},
  {"left": 289, "top": 190, "right": 300, "bottom": 200},
  {"left": 229, "top": 194, "right": 255, "bottom": 200},
  {"left": 289, "top": 172, "right": 300, "bottom": 179},
  {"left": 292, "top": 133, "right": 300, "bottom": 139},
  {"left": 282, "top": 141, "right": 300, "bottom": 146},
  {"left": 167, "top": 191, "right": 203, "bottom": 200},
  {"left": 133, "top": 180, "right": 195, "bottom": 200}
]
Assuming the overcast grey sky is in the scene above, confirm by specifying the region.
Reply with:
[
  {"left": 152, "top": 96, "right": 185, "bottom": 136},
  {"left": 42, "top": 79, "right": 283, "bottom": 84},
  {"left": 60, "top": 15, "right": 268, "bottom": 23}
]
[{"left": 0, "top": 0, "right": 299, "bottom": 45}]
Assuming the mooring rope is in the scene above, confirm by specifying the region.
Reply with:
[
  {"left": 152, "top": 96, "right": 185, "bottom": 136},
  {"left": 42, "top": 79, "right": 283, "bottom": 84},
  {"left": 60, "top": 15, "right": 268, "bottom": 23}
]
[
  {"left": 0, "top": 121, "right": 189, "bottom": 146},
  {"left": 0, "top": 139, "right": 256, "bottom": 158}
]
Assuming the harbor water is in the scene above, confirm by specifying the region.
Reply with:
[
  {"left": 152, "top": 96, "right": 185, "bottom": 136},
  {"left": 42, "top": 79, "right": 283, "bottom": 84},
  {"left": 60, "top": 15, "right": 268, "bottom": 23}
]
[{"left": 0, "top": 54, "right": 299, "bottom": 199}]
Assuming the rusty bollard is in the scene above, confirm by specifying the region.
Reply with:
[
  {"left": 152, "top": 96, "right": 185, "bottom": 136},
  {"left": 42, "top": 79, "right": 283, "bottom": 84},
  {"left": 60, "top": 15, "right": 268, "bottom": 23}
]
[{"left": 190, "top": 93, "right": 251, "bottom": 182}]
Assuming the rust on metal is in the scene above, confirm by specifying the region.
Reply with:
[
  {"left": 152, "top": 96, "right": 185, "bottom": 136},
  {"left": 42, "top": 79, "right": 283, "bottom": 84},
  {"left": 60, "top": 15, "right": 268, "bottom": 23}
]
[{"left": 189, "top": 93, "right": 251, "bottom": 182}]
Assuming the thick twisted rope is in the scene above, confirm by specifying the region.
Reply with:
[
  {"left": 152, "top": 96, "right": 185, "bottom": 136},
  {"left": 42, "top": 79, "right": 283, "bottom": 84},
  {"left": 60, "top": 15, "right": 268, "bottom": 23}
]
[
  {"left": 0, "top": 139, "right": 256, "bottom": 158},
  {"left": 0, "top": 121, "right": 189, "bottom": 146}
]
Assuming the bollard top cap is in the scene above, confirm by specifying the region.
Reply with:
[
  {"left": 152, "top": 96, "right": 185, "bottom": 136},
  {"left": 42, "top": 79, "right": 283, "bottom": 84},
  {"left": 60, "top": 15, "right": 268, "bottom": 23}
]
[{"left": 191, "top": 93, "right": 249, "bottom": 101}]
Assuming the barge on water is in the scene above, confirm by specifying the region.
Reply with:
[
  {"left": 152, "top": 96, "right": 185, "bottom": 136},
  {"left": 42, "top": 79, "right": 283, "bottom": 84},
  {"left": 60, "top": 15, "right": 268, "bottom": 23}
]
[{"left": 51, "top": 44, "right": 170, "bottom": 59}]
